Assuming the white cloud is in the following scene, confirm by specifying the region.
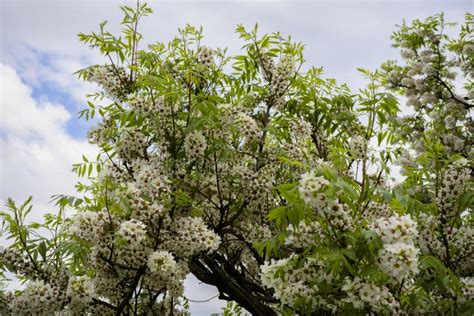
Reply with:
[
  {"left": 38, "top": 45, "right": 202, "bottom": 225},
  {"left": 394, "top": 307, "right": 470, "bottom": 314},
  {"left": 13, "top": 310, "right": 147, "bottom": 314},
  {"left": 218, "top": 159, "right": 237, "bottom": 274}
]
[
  {"left": 3, "top": 45, "right": 96, "bottom": 107},
  {"left": 0, "top": 63, "right": 97, "bottom": 223}
]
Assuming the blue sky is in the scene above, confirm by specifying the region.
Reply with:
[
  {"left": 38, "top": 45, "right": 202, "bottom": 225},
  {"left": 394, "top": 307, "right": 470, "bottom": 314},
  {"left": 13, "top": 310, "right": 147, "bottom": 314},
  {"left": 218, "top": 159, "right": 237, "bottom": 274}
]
[{"left": 0, "top": 0, "right": 471, "bottom": 314}]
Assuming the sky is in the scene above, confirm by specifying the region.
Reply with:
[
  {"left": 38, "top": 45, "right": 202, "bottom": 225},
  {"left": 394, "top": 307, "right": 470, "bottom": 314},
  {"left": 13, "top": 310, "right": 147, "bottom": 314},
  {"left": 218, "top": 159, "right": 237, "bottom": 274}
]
[{"left": 0, "top": 0, "right": 471, "bottom": 315}]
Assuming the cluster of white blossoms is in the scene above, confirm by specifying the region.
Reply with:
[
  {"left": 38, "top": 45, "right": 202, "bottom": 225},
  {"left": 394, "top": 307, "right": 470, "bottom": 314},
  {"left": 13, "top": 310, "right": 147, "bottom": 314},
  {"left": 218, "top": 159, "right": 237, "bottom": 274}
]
[
  {"left": 371, "top": 214, "right": 420, "bottom": 281},
  {"left": 283, "top": 118, "right": 314, "bottom": 162},
  {"left": 256, "top": 51, "right": 296, "bottom": 108},
  {"left": 87, "top": 116, "right": 116, "bottom": 146},
  {"left": 0, "top": 292, "right": 13, "bottom": 315},
  {"left": 299, "top": 172, "right": 353, "bottom": 231},
  {"left": 350, "top": 135, "right": 368, "bottom": 160},
  {"left": 66, "top": 276, "right": 95, "bottom": 309},
  {"left": 239, "top": 221, "right": 273, "bottom": 245},
  {"left": 9, "top": 280, "right": 65, "bottom": 315},
  {"left": 133, "top": 157, "right": 171, "bottom": 194},
  {"left": 127, "top": 93, "right": 160, "bottom": 115},
  {"left": 289, "top": 118, "right": 313, "bottom": 141},
  {"left": 163, "top": 217, "right": 221, "bottom": 257},
  {"left": 323, "top": 199, "right": 352, "bottom": 230},
  {"left": 341, "top": 277, "right": 399, "bottom": 313},
  {"left": 371, "top": 214, "right": 417, "bottom": 244},
  {"left": 385, "top": 21, "right": 473, "bottom": 160},
  {"left": 147, "top": 251, "right": 177, "bottom": 274},
  {"left": 210, "top": 104, "right": 238, "bottom": 141},
  {"left": 118, "top": 219, "right": 148, "bottom": 246},
  {"left": 153, "top": 97, "right": 178, "bottom": 118},
  {"left": 417, "top": 213, "right": 474, "bottom": 271},
  {"left": 0, "top": 247, "right": 35, "bottom": 277},
  {"left": 184, "top": 130, "right": 207, "bottom": 160},
  {"left": 442, "top": 133, "right": 466, "bottom": 153},
  {"left": 145, "top": 250, "right": 189, "bottom": 297},
  {"left": 87, "top": 65, "right": 126, "bottom": 98},
  {"left": 299, "top": 171, "right": 329, "bottom": 207},
  {"left": 436, "top": 162, "right": 470, "bottom": 218},
  {"left": 116, "top": 128, "right": 148, "bottom": 161},
  {"left": 144, "top": 257, "right": 188, "bottom": 298},
  {"left": 246, "top": 166, "right": 274, "bottom": 202},
  {"left": 365, "top": 201, "right": 393, "bottom": 221},
  {"left": 283, "top": 141, "right": 307, "bottom": 163},
  {"left": 459, "top": 277, "right": 474, "bottom": 303},
  {"left": 285, "top": 220, "right": 321, "bottom": 248},
  {"left": 269, "top": 56, "right": 295, "bottom": 97},
  {"left": 127, "top": 192, "right": 165, "bottom": 223},
  {"left": 68, "top": 210, "right": 108, "bottom": 243},
  {"left": 261, "top": 256, "right": 329, "bottom": 310},
  {"left": 234, "top": 112, "right": 260, "bottom": 143},
  {"left": 197, "top": 46, "right": 214, "bottom": 66},
  {"left": 416, "top": 213, "right": 444, "bottom": 257},
  {"left": 378, "top": 242, "right": 419, "bottom": 281},
  {"left": 260, "top": 56, "right": 274, "bottom": 80}
]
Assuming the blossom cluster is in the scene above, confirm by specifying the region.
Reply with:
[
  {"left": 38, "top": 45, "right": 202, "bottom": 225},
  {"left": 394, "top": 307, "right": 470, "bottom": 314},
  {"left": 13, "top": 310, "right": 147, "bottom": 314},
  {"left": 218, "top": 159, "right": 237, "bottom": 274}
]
[
  {"left": 260, "top": 256, "right": 329, "bottom": 310},
  {"left": 0, "top": 247, "right": 35, "bottom": 277},
  {"left": 87, "top": 116, "right": 116, "bottom": 146},
  {"left": 67, "top": 210, "right": 109, "bottom": 243},
  {"left": 234, "top": 112, "right": 260, "bottom": 144},
  {"left": 145, "top": 250, "right": 188, "bottom": 296},
  {"left": 285, "top": 220, "right": 321, "bottom": 248},
  {"left": 371, "top": 214, "right": 420, "bottom": 281},
  {"left": 66, "top": 276, "right": 95, "bottom": 309},
  {"left": 298, "top": 171, "right": 329, "bottom": 207},
  {"left": 116, "top": 128, "right": 148, "bottom": 161},
  {"left": 163, "top": 216, "right": 221, "bottom": 257},
  {"left": 269, "top": 56, "right": 295, "bottom": 97},
  {"left": 147, "top": 250, "right": 176, "bottom": 274},
  {"left": 350, "top": 135, "right": 368, "bottom": 160},
  {"left": 118, "top": 219, "right": 148, "bottom": 246},
  {"left": 197, "top": 46, "right": 215, "bottom": 66},
  {"left": 87, "top": 65, "right": 126, "bottom": 98},
  {"left": 184, "top": 130, "right": 207, "bottom": 160},
  {"left": 127, "top": 93, "right": 162, "bottom": 115},
  {"left": 9, "top": 280, "right": 65, "bottom": 316},
  {"left": 436, "top": 162, "right": 470, "bottom": 218},
  {"left": 341, "top": 277, "right": 399, "bottom": 313}
]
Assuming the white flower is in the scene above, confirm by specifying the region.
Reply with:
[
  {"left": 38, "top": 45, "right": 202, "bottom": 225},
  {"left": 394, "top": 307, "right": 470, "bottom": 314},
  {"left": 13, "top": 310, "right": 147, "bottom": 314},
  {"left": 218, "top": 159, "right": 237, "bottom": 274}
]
[
  {"left": 197, "top": 46, "right": 214, "bottom": 66},
  {"left": 350, "top": 135, "right": 368, "bottom": 160},
  {"left": 118, "top": 219, "right": 147, "bottom": 245},
  {"left": 378, "top": 242, "right": 419, "bottom": 281},
  {"left": 163, "top": 217, "right": 221, "bottom": 257},
  {"left": 401, "top": 77, "right": 415, "bottom": 87},
  {"left": 299, "top": 171, "right": 330, "bottom": 207},
  {"left": 235, "top": 112, "right": 259, "bottom": 143},
  {"left": 147, "top": 251, "right": 177, "bottom": 274},
  {"left": 184, "top": 131, "right": 207, "bottom": 159},
  {"left": 67, "top": 276, "right": 94, "bottom": 304},
  {"left": 285, "top": 221, "right": 321, "bottom": 248},
  {"left": 68, "top": 211, "right": 108, "bottom": 243},
  {"left": 444, "top": 115, "right": 456, "bottom": 129}
]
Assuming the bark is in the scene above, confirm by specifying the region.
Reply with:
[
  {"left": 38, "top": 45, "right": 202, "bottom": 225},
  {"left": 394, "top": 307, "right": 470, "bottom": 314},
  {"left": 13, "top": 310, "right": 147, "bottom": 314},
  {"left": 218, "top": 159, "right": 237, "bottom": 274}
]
[{"left": 189, "top": 254, "right": 277, "bottom": 316}]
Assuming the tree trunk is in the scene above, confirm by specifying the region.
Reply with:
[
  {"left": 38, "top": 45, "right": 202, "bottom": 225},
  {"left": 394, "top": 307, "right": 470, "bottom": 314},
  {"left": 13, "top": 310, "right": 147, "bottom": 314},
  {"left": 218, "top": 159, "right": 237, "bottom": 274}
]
[{"left": 189, "top": 254, "right": 277, "bottom": 316}]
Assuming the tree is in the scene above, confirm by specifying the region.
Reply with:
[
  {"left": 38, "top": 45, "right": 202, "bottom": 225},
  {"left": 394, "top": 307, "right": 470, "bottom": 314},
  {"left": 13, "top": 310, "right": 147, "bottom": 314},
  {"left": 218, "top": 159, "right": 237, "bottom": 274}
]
[{"left": 1, "top": 3, "right": 472, "bottom": 315}]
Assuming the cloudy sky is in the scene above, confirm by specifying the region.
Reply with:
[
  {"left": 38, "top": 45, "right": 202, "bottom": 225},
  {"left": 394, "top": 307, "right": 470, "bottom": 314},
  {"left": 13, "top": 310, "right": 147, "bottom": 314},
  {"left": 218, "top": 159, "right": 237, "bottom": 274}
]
[{"left": 0, "top": 0, "right": 471, "bottom": 314}]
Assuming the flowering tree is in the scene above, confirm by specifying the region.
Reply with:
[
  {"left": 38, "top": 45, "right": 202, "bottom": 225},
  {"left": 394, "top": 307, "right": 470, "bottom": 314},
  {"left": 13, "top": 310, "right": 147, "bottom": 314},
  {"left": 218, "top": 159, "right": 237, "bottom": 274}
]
[{"left": 1, "top": 3, "right": 472, "bottom": 315}]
